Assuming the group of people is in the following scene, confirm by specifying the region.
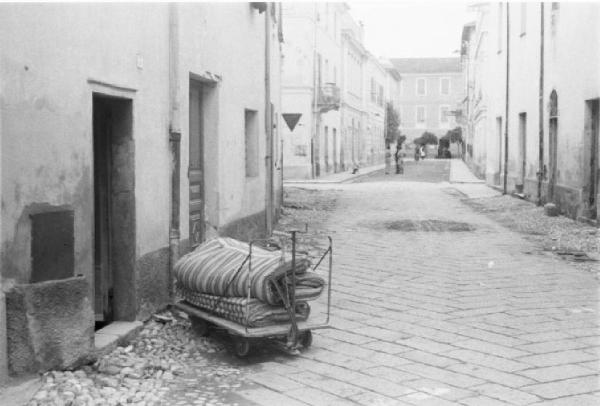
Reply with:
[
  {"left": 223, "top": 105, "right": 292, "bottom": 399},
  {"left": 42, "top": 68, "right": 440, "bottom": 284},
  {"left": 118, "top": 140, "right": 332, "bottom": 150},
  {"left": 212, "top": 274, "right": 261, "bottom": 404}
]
[{"left": 414, "top": 145, "right": 426, "bottom": 162}]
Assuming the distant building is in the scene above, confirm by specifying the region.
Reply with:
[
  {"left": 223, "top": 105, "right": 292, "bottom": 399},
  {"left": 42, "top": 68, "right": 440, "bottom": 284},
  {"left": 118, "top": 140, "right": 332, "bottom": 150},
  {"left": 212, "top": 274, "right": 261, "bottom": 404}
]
[
  {"left": 0, "top": 2, "right": 283, "bottom": 379},
  {"left": 281, "top": 2, "right": 345, "bottom": 179},
  {"left": 462, "top": 3, "right": 600, "bottom": 220},
  {"left": 391, "top": 57, "right": 464, "bottom": 155},
  {"left": 281, "top": 3, "right": 393, "bottom": 180}
]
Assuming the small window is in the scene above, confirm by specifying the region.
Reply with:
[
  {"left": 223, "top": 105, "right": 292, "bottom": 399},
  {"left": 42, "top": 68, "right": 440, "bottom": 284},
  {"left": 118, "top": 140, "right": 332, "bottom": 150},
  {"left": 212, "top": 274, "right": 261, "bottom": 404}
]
[
  {"left": 371, "top": 78, "right": 376, "bottom": 102},
  {"left": 416, "top": 106, "right": 426, "bottom": 123},
  {"left": 244, "top": 109, "right": 259, "bottom": 177},
  {"left": 520, "top": 3, "right": 527, "bottom": 35},
  {"left": 378, "top": 85, "right": 384, "bottom": 106},
  {"left": 440, "top": 78, "right": 450, "bottom": 95},
  {"left": 497, "top": 3, "right": 503, "bottom": 52},
  {"left": 440, "top": 106, "right": 449, "bottom": 123},
  {"left": 551, "top": 2, "right": 560, "bottom": 33},
  {"left": 416, "top": 78, "right": 426, "bottom": 96}
]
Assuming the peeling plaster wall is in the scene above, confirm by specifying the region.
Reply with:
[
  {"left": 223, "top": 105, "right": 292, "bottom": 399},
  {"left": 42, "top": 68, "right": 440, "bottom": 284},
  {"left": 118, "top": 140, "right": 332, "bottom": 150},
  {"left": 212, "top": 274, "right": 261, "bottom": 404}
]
[
  {"left": 0, "top": 67, "right": 6, "bottom": 383},
  {"left": 177, "top": 4, "right": 279, "bottom": 240},
  {"left": 0, "top": 3, "right": 171, "bottom": 317},
  {"left": 479, "top": 3, "right": 600, "bottom": 216}
]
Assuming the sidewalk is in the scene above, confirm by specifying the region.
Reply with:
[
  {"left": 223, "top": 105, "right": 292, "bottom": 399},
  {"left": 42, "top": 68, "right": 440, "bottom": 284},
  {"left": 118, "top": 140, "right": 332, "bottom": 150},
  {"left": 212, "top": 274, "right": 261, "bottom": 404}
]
[
  {"left": 284, "top": 163, "right": 385, "bottom": 185},
  {"left": 449, "top": 158, "right": 484, "bottom": 184}
]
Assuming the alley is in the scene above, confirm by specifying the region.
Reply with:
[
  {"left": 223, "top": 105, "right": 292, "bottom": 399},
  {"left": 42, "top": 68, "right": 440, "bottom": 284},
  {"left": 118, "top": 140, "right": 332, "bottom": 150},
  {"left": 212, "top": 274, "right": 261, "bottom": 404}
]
[{"left": 231, "top": 163, "right": 600, "bottom": 406}]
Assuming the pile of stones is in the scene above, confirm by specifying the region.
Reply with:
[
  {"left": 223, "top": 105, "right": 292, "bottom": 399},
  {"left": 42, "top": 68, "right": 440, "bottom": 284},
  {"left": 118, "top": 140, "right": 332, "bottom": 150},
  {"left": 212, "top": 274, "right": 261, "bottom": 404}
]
[{"left": 28, "top": 311, "right": 247, "bottom": 406}]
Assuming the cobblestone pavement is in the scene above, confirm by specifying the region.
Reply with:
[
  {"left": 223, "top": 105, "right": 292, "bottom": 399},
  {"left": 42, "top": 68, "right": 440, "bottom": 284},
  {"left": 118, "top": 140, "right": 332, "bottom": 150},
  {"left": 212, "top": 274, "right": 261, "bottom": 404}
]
[
  {"left": 28, "top": 161, "right": 600, "bottom": 406},
  {"left": 355, "top": 159, "right": 450, "bottom": 183},
  {"left": 234, "top": 163, "right": 599, "bottom": 405}
]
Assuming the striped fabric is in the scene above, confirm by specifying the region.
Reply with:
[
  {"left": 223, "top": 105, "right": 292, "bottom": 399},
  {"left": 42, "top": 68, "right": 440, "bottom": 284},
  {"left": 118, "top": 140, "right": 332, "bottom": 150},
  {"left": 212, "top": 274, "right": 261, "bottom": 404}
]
[
  {"left": 174, "top": 238, "right": 324, "bottom": 305},
  {"left": 178, "top": 286, "right": 310, "bottom": 327}
]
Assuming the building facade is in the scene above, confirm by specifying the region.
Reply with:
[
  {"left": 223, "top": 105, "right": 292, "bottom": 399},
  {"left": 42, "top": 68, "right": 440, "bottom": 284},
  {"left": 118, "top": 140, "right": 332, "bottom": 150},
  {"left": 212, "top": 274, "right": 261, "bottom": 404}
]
[
  {"left": 462, "top": 2, "right": 600, "bottom": 221},
  {"left": 391, "top": 58, "right": 464, "bottom": 155},
  {"left": 363, "top": 54, "right": 387, "bottom": 165},
  {"left": 0, "top": 2, "right": 283, "bottom": 378},
  {"left": 280, "top": 2, "right": 345, "bottom": 180},
  {"left": 281, "top": 2, "right": 392, "bottom": 179}
]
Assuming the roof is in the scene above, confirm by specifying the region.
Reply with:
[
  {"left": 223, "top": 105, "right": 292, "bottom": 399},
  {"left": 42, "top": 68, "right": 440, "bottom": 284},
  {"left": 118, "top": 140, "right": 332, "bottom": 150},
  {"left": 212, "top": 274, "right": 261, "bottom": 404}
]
[{"left": 390, "top": 57, "right": 461, "bottom": 74}]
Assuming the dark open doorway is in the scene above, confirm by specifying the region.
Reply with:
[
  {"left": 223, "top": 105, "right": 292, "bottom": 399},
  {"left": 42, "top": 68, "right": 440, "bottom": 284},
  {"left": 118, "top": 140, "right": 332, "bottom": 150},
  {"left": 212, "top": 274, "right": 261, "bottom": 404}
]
[
  {"left": 585, "top": 99, "right": 599, "bottom": 219},
  {"left": 93, "top": 94, "right": 136, "bottom": 330}
]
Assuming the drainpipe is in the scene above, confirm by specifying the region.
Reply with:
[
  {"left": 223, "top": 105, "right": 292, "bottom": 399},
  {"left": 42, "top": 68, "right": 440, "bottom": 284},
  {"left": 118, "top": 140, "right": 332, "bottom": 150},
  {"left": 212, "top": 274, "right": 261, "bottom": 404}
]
[
  {"left": 312, "top": 3, "right": 319, "bottom": 179},
  {"left": 168, "top": 3, "right": 181, "bottom": 295},
  {"left": 503, "top": 2, "right": 510, "bottom": 194},
  {"left": 537, "top": 2, "right": 545, "bottom": 205},
  {"left": 264, "top": 4, "right": 273, "bottom": 235}
]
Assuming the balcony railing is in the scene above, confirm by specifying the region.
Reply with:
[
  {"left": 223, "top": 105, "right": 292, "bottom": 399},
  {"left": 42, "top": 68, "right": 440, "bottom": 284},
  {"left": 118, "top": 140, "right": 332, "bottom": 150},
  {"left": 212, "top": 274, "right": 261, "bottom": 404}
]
[{"left": 317, "top": 83, "right": 341, "bottom": 113}]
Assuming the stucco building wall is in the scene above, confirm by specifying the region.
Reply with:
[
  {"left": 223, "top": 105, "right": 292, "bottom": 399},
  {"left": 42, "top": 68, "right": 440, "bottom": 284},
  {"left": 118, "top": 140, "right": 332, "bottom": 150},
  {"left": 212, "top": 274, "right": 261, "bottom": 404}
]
[
  {"left": 0, "top": 2, "right": 282, "bottom": 376},
  {"left": 466, "top": 2, "right": 600, "bottom": 219},
  {"left": 281, "top": 2, "right": 344, "bottom": 179}
]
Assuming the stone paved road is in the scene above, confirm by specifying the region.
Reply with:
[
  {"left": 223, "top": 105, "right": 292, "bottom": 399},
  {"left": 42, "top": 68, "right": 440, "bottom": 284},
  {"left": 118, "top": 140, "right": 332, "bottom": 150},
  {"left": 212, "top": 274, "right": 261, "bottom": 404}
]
[
  {"left": 357, "top": 160, "right": 451, "bottom": 184},
  {"left": 233, "top": 160, "right": 600, "bottom": 406}
]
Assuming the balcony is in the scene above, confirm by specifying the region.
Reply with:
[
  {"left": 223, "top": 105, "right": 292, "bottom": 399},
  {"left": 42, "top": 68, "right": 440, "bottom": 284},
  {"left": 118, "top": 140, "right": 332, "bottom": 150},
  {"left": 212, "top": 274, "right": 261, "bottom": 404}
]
[{"left": 317, "top": 83, "right": 341, "bottom": 113}]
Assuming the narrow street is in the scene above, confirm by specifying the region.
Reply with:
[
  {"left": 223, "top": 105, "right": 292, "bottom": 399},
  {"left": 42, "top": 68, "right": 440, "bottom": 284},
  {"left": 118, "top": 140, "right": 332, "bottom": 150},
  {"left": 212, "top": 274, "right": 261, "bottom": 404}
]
[
  {"left": 21, "top": 160, "right": 600, "bottom": 406},
  {"left": 229, "top": 160, "right": 599, "bottom": 406}
]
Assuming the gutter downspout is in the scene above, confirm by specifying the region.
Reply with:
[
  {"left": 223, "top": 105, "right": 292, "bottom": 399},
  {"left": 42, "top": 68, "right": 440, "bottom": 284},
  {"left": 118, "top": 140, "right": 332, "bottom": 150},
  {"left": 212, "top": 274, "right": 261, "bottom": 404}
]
[
  {"left": 264, "top": 4, "right": 273, "bottom": 235},
  {"left": 503, "top": 2, "right": 510, "bottom": 194},
  {"left": 537, "top": 2, "right": 545, "bottom": 205},
  {"left": 312, "top": 3, "right": 319, "bottom": 179},
  {"left": 169, "top": 3, "right": 181, "bottom": 295}
]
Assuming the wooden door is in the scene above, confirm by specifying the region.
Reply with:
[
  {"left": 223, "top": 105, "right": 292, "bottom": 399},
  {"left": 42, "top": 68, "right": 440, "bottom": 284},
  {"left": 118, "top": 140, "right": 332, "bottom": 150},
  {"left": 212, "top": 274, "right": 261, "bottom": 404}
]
[
  {"left": 189, "top": 83, "right": 205, "bottom": 248},
  {"left": 548, "top": 91, "right": 558, "bottom": 201},
  {"left": 587, "top": 100, "right": 599, "bottom": 218},
  {"left": 519, "top": 113, "right": 527, "bottom": 186}
]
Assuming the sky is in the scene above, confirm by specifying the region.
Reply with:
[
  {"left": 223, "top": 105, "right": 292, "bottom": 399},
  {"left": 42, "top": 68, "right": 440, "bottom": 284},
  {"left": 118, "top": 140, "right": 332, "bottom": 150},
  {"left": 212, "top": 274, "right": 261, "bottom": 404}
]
[{"left": 347, "top": 1, "right": 476, "bottom": 59}]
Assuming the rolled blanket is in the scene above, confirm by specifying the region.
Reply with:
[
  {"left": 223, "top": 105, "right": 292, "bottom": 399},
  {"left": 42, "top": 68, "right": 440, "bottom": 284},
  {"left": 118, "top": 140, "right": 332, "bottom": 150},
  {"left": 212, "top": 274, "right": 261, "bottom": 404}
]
[
  {"left": 178, "top": 286, "right": 310, "bottom": 327},
  {"left": 174, "top": 238, "right": 324, "bottom": 305}
]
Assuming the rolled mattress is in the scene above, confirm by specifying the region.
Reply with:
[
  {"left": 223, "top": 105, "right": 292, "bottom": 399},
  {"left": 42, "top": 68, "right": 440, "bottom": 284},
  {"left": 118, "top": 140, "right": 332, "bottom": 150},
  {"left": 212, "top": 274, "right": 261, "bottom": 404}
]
[
  {"left": 179, "top": 286, "right": 310, "bottom": 327},
  {"left": 174, "top": 238, "right": 325, "bottom": 305}
]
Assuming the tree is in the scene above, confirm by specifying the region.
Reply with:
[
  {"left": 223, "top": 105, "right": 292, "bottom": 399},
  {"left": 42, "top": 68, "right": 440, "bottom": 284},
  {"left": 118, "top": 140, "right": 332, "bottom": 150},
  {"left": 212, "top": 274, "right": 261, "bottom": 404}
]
[
  {"left": 446, "top": 127, "right": 463, "bottom": 144},
  {"left": 414, "top": 131, "right": 438, "bottom": 146},
  {"left": 440, "top": 127, "right": 464, "bottom": 158},
  {"left": 384, "top": 103, "right": 401, "bottom": 148}
]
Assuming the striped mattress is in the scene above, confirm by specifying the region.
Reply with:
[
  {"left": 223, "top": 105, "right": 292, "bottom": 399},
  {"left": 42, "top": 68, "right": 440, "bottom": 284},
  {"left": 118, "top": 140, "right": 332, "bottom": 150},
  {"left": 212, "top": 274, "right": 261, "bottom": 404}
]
[
  {"left": 178, "top": 285, "right": 310, "bottom": 327},
  {"left": 174, "top": 238, "right": 325, "bottom": 305}
]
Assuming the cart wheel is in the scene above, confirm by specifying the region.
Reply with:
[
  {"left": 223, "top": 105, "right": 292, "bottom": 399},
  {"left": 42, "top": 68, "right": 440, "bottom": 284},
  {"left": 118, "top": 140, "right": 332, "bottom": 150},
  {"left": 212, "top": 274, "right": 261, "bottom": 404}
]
[
  {"left": 189, "top": 316, "right": 209, "bottom": 336},
  {"left": 233, "top": 337, "right": 251, "bottom": 358},
  {"left": 300, "top": 330, "right": 313, "bottom": 348}
]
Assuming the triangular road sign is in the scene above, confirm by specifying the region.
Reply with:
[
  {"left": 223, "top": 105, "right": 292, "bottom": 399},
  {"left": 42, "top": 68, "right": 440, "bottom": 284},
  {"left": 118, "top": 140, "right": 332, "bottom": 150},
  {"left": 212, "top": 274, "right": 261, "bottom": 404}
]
[{"left": 282, "top": 113, "right": 302, "bottom": 132}]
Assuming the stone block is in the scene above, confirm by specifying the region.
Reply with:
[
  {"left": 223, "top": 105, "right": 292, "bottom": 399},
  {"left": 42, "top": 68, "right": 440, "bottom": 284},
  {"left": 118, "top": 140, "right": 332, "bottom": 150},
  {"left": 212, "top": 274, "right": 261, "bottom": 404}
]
[
  {"left": 544, "top": 203, "right": 560, "bottom": 217},
  {"left": 6, "top": 276, "right": 94, "bottom": 375}
]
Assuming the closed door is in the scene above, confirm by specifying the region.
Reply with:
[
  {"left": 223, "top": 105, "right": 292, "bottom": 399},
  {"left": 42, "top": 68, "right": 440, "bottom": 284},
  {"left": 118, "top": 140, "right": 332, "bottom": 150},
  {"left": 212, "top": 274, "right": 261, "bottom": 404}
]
[
  {"left": 549, "top": 118, "right": 558, "bottom": 200},
  {"left": 333, "top": 128, "right": 338, "bottom": 172},
  {"left": 519, "top": 113, "right": 527, "bottom": 186},
  {"left": 189, "top": 82, "right": 205, "bottom": 248},
  {"left": 497, "top": 117, "right": 503, "bottom": 185},
  {"left": 586, "top": 99, "right": 599, "bottom": 218}
]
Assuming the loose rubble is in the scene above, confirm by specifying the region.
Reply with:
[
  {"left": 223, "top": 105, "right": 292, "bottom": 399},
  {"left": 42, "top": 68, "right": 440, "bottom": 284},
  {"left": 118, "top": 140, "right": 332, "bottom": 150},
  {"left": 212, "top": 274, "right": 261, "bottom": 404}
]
[
  {"left": 465, "top": 194, "right": 600, "bottom": 278},
  {"left": 28, "top": 311, "right": 247, "bottom": 406},
  {"left": 27, "top": 186, "right": 338, "bottom": 406},
  {"left": 276, "top": 186, "right": 340, "bottom": 261}
]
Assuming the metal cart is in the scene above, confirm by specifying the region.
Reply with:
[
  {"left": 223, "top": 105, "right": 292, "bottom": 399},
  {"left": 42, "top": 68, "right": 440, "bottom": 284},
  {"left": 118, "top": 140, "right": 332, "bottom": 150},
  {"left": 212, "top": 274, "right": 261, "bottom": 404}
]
[{"left": 174, "top": 230, "right": 333, "bottom": 357}]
